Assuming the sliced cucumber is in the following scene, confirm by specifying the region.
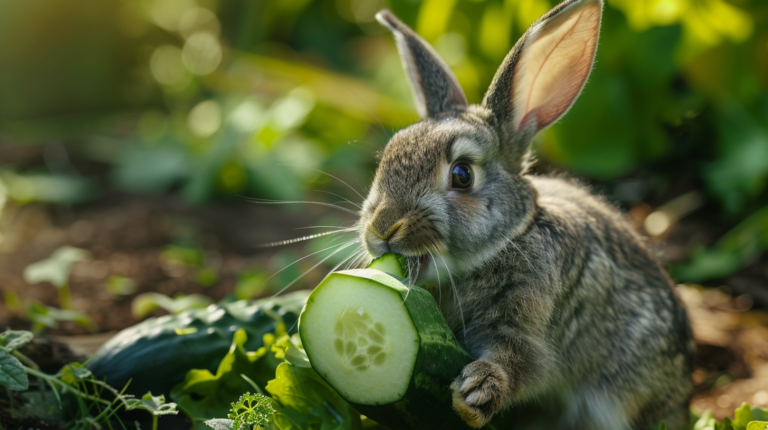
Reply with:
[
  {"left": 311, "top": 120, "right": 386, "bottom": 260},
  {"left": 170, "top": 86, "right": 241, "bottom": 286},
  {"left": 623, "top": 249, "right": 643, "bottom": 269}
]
[
  {"left": 300, "top": 254, "right": 477, "bottom": 429},
  {"left": 366, "top": 253, "right": 406, "bottom": 277},
  {"left": 300, "top": 271, "right": 419, "bottom": 405}
]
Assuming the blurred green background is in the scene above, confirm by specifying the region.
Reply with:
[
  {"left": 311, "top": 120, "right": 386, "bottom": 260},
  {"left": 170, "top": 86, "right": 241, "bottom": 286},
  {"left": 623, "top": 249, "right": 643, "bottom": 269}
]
[{"left": 1, "top": 0, "right": 768, "bottom": 288}]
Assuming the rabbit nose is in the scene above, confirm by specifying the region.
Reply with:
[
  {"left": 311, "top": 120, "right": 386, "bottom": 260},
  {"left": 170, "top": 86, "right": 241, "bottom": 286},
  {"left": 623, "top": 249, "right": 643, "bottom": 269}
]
[
  {"left": 369, "top": 204, "right": 403, "bottom": 240},
  {"left": 371, "top": 220, "right": 403, "bottom": 241}
]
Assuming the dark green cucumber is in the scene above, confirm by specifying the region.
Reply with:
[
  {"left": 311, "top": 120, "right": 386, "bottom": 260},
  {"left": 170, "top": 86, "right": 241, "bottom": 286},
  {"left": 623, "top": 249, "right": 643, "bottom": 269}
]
[
  {"left": 87, "top": 291, "right": 308, "bottom": 396},
  {"left": 300, "top": 254, "right": 476, "bottom": 430}
]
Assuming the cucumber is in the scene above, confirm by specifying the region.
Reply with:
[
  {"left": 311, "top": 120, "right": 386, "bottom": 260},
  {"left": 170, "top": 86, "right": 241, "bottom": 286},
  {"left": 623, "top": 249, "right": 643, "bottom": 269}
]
[
  {"left": 87, "top": 291, "right": 309, "bottom": 397},
  {"left": 299, "top": 254, "right": 476, "bottom": 430}
]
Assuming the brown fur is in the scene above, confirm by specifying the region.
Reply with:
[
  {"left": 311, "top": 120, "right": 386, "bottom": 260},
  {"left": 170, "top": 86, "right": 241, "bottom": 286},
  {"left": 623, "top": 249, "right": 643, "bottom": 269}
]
[{"left": 365, "top": 1, "right": 694, "bottom": 429}]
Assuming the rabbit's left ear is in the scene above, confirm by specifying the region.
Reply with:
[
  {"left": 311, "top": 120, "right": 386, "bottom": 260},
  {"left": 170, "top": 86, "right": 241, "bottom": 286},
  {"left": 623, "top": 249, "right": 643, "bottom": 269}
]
[
  {"left": 483, "top": 0, "right": 602, "bottom": 163},
  {"left": 376, "top": 10, "right": 468, "bottom": 119}
]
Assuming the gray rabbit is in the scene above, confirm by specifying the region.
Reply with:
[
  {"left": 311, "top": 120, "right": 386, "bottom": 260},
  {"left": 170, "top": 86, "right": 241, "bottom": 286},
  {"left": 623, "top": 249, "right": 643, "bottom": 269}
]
[{"left": 356, "top": 0, "right": 694, "bottom": 428}]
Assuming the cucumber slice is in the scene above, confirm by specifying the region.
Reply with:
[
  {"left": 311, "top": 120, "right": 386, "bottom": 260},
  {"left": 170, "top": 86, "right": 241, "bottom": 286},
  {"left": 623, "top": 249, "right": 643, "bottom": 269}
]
[
  {"left": 300, "top": 271, "right": 419, "bottom": 405},
  {"left": 300, "top": 254, "right": 477, "bottom": 429},
  {"left": 366, "top": 253, "right": 406, "bottom": 277}
]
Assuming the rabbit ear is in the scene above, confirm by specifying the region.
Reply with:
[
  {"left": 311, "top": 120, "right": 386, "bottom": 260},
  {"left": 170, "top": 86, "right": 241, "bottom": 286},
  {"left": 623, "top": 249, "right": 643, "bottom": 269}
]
[
  {"left": 482, "top": 0, "right": 602, "bottom": 164},
  {"left": 376, "top": 9, "right": 468, "bottom": 119}
]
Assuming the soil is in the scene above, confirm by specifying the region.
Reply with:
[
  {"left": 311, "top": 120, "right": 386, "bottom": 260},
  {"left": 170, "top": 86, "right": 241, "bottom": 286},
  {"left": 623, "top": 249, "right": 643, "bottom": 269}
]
[{"left": 0, "top": 192, "right": 767, "bottom": 428}]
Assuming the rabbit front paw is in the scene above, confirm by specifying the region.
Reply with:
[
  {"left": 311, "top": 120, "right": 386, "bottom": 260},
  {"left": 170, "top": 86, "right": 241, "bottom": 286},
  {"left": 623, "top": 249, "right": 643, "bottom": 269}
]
[{"left": 451, "top": 360, "right": 510, "bottom": 428}]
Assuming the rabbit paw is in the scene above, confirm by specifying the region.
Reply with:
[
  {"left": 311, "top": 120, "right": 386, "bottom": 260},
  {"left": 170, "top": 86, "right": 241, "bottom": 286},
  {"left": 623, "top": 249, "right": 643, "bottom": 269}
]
[{"left": 451, "top": 360, "right": 510, "bottom": 428}]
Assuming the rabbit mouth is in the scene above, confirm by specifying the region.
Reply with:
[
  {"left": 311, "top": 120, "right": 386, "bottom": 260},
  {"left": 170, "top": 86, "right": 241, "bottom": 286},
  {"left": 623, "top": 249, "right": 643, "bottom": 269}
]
[{"left": 403, "top": 253, "right": 432, "bottom": 282}]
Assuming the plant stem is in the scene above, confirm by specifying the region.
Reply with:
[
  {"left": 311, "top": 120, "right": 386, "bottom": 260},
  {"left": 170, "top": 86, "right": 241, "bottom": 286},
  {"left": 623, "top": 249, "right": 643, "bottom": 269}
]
[
  {"left": 24, "top": 367, "right": 111, "bottom": 405},
  {"left": 153, "top": 415, "right": 158, "bottom": 430},
  {"left": 59, "top": 285, "right": 72, "bottom": 310},
  {"left": 12, "top": 350, "right": 39, "bottom": 370}
]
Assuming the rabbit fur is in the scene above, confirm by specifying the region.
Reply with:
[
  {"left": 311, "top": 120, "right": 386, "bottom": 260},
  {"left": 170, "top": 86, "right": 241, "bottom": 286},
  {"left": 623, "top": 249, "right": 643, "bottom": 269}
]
[{"left": 359, "top": 0, "right": 695, "bottom": 429}]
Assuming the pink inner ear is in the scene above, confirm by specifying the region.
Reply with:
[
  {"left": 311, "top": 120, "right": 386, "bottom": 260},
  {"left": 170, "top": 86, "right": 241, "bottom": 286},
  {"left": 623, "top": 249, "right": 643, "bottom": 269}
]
[{"left": 512, "top": 3, "right": 601, "bottom": 133}]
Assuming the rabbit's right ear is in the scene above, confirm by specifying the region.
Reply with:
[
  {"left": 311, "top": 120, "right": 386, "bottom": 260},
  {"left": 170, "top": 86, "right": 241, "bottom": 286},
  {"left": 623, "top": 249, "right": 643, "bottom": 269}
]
[
  {"left": 376, "top": 9, "right": 468, "bottom": 119},
  {"left": 482, "top": 0, "right": 602, "bottom": 168}
]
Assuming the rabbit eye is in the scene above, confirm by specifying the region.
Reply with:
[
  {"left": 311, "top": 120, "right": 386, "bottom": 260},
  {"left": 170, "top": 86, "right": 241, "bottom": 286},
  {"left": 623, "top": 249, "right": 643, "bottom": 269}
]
[{"left": 451, "top": 164, "right": 473, "bottom": 189}]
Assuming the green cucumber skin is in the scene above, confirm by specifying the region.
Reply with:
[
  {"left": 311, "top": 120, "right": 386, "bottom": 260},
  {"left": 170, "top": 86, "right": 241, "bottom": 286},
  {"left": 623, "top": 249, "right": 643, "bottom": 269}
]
[
  {"left": 87, "top": 291, "right": 308, "bottom": 396},
  {"left": 306, "top": 269, "right": 476, "bottom": 430}
]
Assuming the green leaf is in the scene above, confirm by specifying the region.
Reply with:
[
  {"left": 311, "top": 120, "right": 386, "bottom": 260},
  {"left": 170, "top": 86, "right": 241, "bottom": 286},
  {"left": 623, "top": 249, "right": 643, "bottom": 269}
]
[
  {"left": 131, "top": 293, "right": 214, "bottom": 319},
  {"left": 693, "top": 410, "right": 718, "bottom": 430},
  {"left": 112, "top": 143, "right": 191, "bottom": 195},
  {"left": 754, "top": 408, "right": 768, "bottom": 422},
  {"left": 171, "top": 328, "right": 284, "bottom": 429},
  {"left": 0, "top": 330, "right": 33, "bottom": 352},
  {"left": 106, "top": 275, "right": 137, "bottom": 296},
  {"left": 272, "top": 333, "right": 310, "bottom": 368},
  {"left": 125, "top": 392, "right": 179, "bottom": 416},
  {"left": 0, "top": 350, "right": 29, "bottom": 390},
  {"left": 204, "top": 419, "right": 234, "bottom": 430},
  {"left": 746, "top": 422, "right": 768, "bottom": 430},
  {"left": 23, "top": 246, "right": 91, "bottom": 288},
  {"left": 1, "top": 172, "right": 98, "bottom": 205},
  {"left": 671, "top": 205, "right": 768, "bottom": 283},
  {"left": 60, "top": 362, "right": 92, "bottom": 384},
  {"left": 734, "top": 404, "right": 755, "bottom": 430},
  {"left": 228, "top": 393, "right": 275, "bottom": 429},
  {"left": 266, "top": 361, "right": 362, "bottom": 430},
  {"left": 25, "top": 303, "right": 98, "bottom": 332}
]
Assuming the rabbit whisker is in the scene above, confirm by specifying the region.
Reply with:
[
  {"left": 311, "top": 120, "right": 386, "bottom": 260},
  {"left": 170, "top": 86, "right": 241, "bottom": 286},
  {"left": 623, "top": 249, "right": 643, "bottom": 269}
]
[
  {"left": 294, "top": 225, "right": 356, "bottom": 231},
  {"left": 272, "top": 239, "right": 360, "bottom": 298},
  {"left": 329, "top": 244, "right": 364, "bottom": 274},
  {"left": 243, "top": 197, "right": 359, "bottom": 216},
  {"left": 438, "top": 253, "right": 466, "bottom": 341},
  {"left": 279, "top": 165, "right": 367, "bottom": 201},
  {"left": 258, "top": 229, "right": 355, "bottom": 247},
  {"left": 348, "top": 248, "right": 369, "bottom": 270},
  {"left": 342, "top": 248, "right": 361, "bottom": 271},
  {"left": 427, "top": 249, "right": 442, "bottom": 308},
  {"left": 314, "top": 190, "right": 363, "bottom": 210},
  {"left": 262, "top": 241, "right": 352, "bottom": 287},
  {"left": 354, "top": 248, "right": 372, "bottom": 269}
]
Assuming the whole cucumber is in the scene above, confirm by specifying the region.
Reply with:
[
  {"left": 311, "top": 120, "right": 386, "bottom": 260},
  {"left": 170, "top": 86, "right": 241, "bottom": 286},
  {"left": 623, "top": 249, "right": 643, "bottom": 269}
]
[{"left": 86, "top": 291, "right": 308, "bottom": 397}]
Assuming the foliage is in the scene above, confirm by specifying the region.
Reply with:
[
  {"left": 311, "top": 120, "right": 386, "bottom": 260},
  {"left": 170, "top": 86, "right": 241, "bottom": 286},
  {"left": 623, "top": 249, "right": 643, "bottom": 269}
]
[
  {"left": 672, "top": 206, "right": 768, "bottom": 282},
  {"left": 266, "top": 360, "right": 362, "bottom": 430},
  {"left": 229, "top": 393, "right": 276, "bottom": 430},
  {"left": 86, "top": 291, "right": 308, "bottom": 399},
  {"left": 25, "top": 301, "right": 98, "bottom": 334},
  {"left": 171, "top": 323, "right": 362, "bottom": 430},
  {"left": 132, "top": 292, "right": 214, "bottom": 319},
  {"left": 23, "top": 246, "right": 91, "bottom": 311},
  {"left": 171, "top": 328, "right": 285, "bottom": 429},
  {"left": 0, "top": 329, "right": 179, "bottom": 429},
  {"left": 125, "top": 392, "right": 179, "bottom": 416},
  {"left": 106, "top": 275, "right": 138, "bottom": 296},
  {"left": 1, "top": 0, "right": 767, "bottom": 280},
  {"left": 689, "top": 403, "right": 768, "bottom": 430},
  {"left": 23, "top": 246, "right": 90, "bottom": 288}
]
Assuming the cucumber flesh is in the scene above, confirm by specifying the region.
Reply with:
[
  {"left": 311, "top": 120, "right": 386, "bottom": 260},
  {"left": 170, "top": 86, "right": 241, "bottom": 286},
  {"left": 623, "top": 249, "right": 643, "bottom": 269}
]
[
  {"left": 300, "top": 272, "right": 419, "bottom": 405},
  {"left": 300, "top": 254, "right": 478, "bottom": 429},
  {"left": 366, "top": 253, "right": 406, "bottom": 278}
]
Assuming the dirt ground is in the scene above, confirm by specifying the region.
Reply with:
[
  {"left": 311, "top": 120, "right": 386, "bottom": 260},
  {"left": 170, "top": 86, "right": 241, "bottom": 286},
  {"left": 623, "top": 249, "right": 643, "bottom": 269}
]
[{"left": 0, "top": 193, "right": 767, "bottom": 425}]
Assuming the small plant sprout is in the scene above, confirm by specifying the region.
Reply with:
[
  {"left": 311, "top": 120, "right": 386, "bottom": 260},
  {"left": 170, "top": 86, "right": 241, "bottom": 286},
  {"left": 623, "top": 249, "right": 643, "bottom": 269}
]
[
  {"left": 204, "top": 393, "right": 274, "bottom": 430},
  {"left": 0, "top": 329, "right": 178, "bottom": 428},
  {"left": 228, "top": 393, "right": 275, "bottom": 430},
  {"left": 125, "top": 392, "right": 179, "bottom": 430},
  {"left": 131, "top": 292, "right": 213, "bottom": 319},
  {"left": 23, "top": 246, "right": 91, "bottom": 310}
]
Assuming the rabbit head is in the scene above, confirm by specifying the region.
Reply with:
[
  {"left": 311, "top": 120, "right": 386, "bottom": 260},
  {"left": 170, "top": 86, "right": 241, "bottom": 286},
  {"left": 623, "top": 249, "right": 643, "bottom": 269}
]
[{"left": 361, "top": 0, "right": 602, "bottom": 278}]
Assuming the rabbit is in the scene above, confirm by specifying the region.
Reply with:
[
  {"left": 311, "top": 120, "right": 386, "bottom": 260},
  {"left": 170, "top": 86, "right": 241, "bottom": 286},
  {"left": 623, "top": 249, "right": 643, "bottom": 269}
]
[{"left": 355, "top": 0, "right": 695, "bottom": 429}]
